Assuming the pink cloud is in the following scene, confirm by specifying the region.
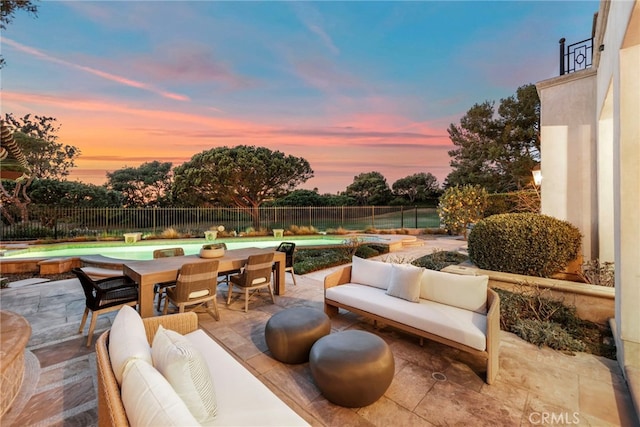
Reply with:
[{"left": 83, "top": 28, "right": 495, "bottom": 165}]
[{"left": 130, "top": 44, "right": 256, "bottom": 90}]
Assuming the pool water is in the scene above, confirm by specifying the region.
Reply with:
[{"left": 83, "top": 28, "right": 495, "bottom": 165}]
[{"left": 0, "top": 237, "right": 351, "bottom": 261}]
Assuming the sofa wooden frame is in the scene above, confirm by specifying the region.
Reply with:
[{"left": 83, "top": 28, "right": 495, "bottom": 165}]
[{"left": 324, "top": 265, "right": 500, "bottom": 384}]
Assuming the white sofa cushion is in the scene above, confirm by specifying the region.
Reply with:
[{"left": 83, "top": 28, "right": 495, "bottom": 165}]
[
  {"left": 420, "top": 269, "right": 489, "bottom": 314},
  {"left": 109, "top": 305, "right": 152, "bottom": 386},
  {"left": 185, "top": 329, "right": 309, "bottom": 426},
  {"left": 121, "top": 358, "right": 200, "bottom": 427},
  {"left": 326, "top": 284, "right": 487, "bottom": 351},
  {"left": 152, "top": 325, "right": 218, "bottom": 424},
  {"left": 351, "top": 256, "right": 392, "bottom": 290},
  {"left": 386, "top": 263, "right": 423, "bottom": 302}
]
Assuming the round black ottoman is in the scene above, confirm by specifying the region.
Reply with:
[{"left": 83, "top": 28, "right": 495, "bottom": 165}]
[
  {"left": 265, "top": 307, "right": 331, "bottom": 364},
  {"left": 309, "top": 330, "right": 395, "bottom": 407}
]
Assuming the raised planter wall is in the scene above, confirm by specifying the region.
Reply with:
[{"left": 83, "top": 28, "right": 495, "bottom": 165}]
[{"left": 442, "top": 265, "right": 614, "bottom": 326}]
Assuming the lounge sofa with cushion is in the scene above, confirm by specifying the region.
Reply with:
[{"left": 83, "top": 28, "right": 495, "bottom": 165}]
[
  {"left": 324, "top": 256, "right": 500, "bottom": 384},
  {"left": 95, "top": 306, "right": 309, "bottom": 426}
]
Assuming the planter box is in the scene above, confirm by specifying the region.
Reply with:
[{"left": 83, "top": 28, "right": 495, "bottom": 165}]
[
  {"left": 442, "top": 265, "right": 614, "bottom": 326},
  {"left": 123, "top": 233, "right": 142, "bottom": 244}
]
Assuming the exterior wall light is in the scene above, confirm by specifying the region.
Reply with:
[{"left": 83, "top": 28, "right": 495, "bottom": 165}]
[{"left": 532, "top": 165, "right": 542, "bottom": 186}]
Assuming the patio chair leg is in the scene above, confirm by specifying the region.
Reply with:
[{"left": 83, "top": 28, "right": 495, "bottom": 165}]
[
  {"left": 163, "top": 297, "right": 169, "bottom": 315},
  {"left": 87, "top": 313, "right": 97, "bottom": 347},
  {"left": 156, "top": 289, "right": 163, "bottom": 312},
  {"left": 289, "top": 270, "right": 297, "bottom": 286},
  {"left": 207, "top": 300, "right": 220, "bottom": 321},
  {"left": 267, "top": 284, "right": 275, "bottom": 304},
  {"left": 78, "top": 307, "right": 89, "bottom": 334}
]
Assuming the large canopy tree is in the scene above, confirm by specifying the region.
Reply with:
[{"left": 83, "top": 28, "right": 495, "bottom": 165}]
[
  {"left": 28, "top": 179, "right": 123, "bottom": 207},
  {"left": 106, "top": 161, "right": 173, "bottom": 207},
  {"left": 344, "top": 171, "right": 393, "bottom": 205},
  {"left": 445, "top": 84, "right": 540, "bottom": 193},
  {"left": 171, "top": 145, "right": 313, "bottom": 228},
  {"left": 392, "top": 172, "right": 440, "bottom": 203},
  {"left": 0, "top": 114, "right": 79, "bottom": 223}
]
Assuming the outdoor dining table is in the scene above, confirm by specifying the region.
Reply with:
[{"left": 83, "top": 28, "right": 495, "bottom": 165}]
[{"left": 123, "top": 247, "right": 286, "bottom": 318}]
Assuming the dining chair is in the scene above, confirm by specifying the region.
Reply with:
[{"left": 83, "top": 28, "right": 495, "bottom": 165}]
[
  {"left": 163, "top": 260, "right": 220, "bottom": 320},
  {"left": 152, "top": 247, "right": 185, "bottom": 311},
  {"left": 227, "top": 252, "right": 275, "bottom": 312},
  {"left": 72, "top": 268, "right": 138, "bottom": 347},
  {"left": 273, "top": 242, "right": 297, "bottom": 286},
  {"left": 214, "top": 242, "right": 242, "bottom": 296}
]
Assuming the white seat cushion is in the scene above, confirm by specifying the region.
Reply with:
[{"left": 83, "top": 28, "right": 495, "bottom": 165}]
[
  {"left": 350, "top": 256, "right": 392, "bottom": 290},
  {"left": 109, "top": 305, "right": 152, "bottom": 386},
  {"left": 121, "top": 358, "right": 200, "bottom": 427},
  {"left": 326, "top": 284, "right": 487, "bottom": 351},
  {"left": 152, "top": 326, "right": 217, "bottom": 424},
  {"left": 185, "top": 329, "right": 309, "bottom": 426},
  {"left": 420, "top": 269, "right": 489, "bottom": 314}
]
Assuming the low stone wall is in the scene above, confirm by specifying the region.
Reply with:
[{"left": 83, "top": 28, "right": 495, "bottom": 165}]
[{"left": 442, "top": 265, "right": 615, "bottom": 326}]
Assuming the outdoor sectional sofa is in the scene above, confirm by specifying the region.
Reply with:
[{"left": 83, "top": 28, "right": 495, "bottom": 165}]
[
  {"left": 95, "top": 307, "right": 309, "bottom": 426},
  {"left": 324, "top": 256, "right": 500, "bottom": 384}
]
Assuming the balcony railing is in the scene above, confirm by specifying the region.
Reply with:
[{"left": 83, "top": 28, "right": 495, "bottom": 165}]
[{"left": 559, "top": 37, "right": 593, "bottom": 75}]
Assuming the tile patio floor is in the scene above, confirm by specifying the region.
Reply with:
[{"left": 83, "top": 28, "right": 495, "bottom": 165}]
[{"left": 0, "top": 237, "right": 638, "bottom": 426}]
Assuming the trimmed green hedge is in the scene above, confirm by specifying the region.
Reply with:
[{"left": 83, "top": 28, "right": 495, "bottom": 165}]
[{"left": 468, "top": 213, "right": 582, "bottom": 277}]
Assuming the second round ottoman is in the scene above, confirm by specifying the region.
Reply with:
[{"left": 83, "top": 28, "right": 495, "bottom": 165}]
[
  {"left": 309, "top": 330, "right": 395, "bottom": 407},
  {"left": 265, "top": 307, "right": 331, "bottom": 364}
]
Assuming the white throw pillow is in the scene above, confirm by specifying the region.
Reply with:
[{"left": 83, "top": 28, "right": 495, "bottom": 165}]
[
  {"left": 109, "top": 305, "right": 152, "bottom": 386},
  {"left": 152, "top": 325, "right": 217, "bottom": 424},
  {"left": 385, "top": 263, "right": 423, "bottom": 302},
  {"left": 350, "top": 256, "right": 393, "bottom": 290},
  {"left": 420, "top": 269, "right": 489, "bottom": 314},
  {"left": 121, "top": 358, "right": 200, "bottom": 427}
]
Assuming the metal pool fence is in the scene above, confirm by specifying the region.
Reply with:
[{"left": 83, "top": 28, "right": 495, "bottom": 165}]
[{"left": 0, "top": 206, "right": 441, "bottom": 240}]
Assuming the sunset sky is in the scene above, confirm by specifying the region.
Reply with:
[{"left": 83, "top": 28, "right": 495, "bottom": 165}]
[{"left": 2, "top": 1, "right": 598, "bottom": 194}]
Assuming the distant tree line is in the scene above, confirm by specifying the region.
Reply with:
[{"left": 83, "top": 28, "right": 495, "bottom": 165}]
[{"left": 1, "top": 84, "right": 540, "bottom": 226}]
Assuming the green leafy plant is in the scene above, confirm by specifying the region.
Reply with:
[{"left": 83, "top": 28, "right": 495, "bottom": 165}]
[
  {"left": 437, "top": 184, "right": 488, "bottom": 239},
  {"left": 202, "top": 243, "right": 225, "bottom": 250},
  {"left": 468, "top": 213, "right": 582, "bottom": 277}
]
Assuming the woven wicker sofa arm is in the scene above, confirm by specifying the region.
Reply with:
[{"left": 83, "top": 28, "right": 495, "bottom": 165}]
[
  {"left": 141, "top": 312, "right": 199, "bottom": 344},
  {"left": 95, "top": 312, "right": 200, "bottom": 427}
]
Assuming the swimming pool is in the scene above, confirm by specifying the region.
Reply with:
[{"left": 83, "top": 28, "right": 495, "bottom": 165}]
[{"left": 0, "top": 236, "right": 358, "bottom": 261}]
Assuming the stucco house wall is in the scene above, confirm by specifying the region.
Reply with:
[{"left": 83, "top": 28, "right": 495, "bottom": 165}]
[{"left": 536, "top": 0, "right": 639, "bottom": 406}]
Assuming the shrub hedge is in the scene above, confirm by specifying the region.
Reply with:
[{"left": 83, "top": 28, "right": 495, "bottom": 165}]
[{"left": 467, "top": 213, "right": 582, "bottom": 277}]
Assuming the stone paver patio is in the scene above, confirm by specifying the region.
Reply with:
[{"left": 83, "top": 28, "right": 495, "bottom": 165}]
[{"left": 0, "top": 236, "right": 637, "bottom": 426}]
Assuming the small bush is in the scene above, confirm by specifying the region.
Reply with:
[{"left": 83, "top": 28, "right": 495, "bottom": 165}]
[
  {"left": 160, "top": 227, "right": 180, "bottom": 239},
  {"left": 496, "top": 286, "right": 615, "bottom": 358},
  {"left": 468, "top": 213, "right": 582, "bottom": 277},
  {"left": 355, "top": 245, "right": 379, "bottom": 258},
  {"left": 511, "top": 319, "right": 586, "bottom": 352},
  {"left": 293, "top": 248, "right": 349, "bottom": 275},
  {"left": 578, "top": 259, "right": 615, "bottom": 287},
  {"left": 288, "top": 225, "right": 318, "bottom": 235},
  {"left": 412, "top": 249, "right": 468, "bottom": 271},
  {"left": 437, "top": 185, "right": 488, "bottom": 238}
]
